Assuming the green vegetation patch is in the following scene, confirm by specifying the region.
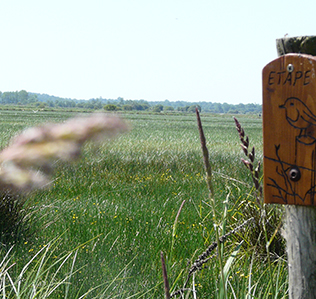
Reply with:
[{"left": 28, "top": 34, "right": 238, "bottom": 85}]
[{"left": 0, "top": 110, "right": 286, "bottom": 298}]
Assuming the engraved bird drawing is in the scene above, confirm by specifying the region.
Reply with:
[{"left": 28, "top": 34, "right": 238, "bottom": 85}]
[{"left": 279, "top": 97, "right": 316, "bottom": 145}]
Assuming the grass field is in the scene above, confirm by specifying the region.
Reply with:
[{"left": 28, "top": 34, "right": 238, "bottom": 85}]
[{"left": 0, "top": 110, "right": 287, "bottom": 298}]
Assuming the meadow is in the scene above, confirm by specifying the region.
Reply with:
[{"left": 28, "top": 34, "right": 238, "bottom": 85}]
[{"left": 0, "top": 110, "right": 287, "bottom": 298}]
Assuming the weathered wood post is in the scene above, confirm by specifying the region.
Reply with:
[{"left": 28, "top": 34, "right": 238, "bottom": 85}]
[{"left": 263, "top": 36, "right": 316, "bottom": 299}]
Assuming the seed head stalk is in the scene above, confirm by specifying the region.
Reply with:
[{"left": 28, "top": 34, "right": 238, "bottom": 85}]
[
  {"left": 234, "top": 116, "right": 275, "bottom": 297},
  {"left": 196, "top": 108, "right": 213, "bottom": 196},
  {"left": 195, "top": 108, "right": 227, "bottom": 298}
]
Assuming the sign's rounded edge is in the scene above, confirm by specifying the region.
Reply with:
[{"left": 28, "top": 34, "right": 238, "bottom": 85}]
[{"left": 263, "top": 53, "right": 316, "bottom": 73}]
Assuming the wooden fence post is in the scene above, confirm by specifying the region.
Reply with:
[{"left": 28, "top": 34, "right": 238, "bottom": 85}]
[{"left": 262, "top": 36, "right": 316, "bottom": 299}]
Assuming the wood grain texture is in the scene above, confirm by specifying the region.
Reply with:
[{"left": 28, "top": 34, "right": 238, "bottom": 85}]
[
  {"left": 284, "top": 205, "right": 316, "bottom": 299},
  {"left": 263, "top": 54, "right": 316, "bottom": 206}
]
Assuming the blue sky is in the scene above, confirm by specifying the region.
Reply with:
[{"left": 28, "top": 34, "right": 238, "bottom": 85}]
[{"left": 1, "top": 0, "right": 315, "bottom": 104}]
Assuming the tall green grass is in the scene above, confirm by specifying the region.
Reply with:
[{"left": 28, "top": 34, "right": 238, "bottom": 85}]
[{"left": 0, "top": 111, "right": 287, "bottom": 298}]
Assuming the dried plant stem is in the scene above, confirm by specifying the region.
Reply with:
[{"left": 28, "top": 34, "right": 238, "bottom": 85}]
[
  {"left": 170, "top": 200, "right": 186, "bottom": 262},
  {"left": 196, "top": 108, "right": 213, "bottom": 196},
  {"left": 161, "top": 251, "right": 171, "bottom": 299},
  {"left": 192, "top": 273, "right": 197, "bottom": 299},
  {"left": 170, "top": 218, "right": 254, "bottom": 298},
  {"left": 190, "top": 217, "right": 254, "bottom": 275}
]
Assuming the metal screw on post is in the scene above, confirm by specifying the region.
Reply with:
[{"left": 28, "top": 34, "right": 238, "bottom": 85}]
[{"left": 289, "top": 166, "right": 301, "bottom": 182}]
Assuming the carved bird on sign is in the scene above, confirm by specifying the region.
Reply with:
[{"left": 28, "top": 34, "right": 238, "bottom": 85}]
[{"left": 279, "top": 97, "right": 316, "bottom": 145}]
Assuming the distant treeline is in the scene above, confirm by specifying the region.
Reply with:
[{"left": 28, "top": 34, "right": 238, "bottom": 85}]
[{"left": 0, "top": 90, "right": 262, "bottom": 114}]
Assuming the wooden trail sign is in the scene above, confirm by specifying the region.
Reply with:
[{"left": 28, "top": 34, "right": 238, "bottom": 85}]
[
  {"left": 264, "top": 37, "right": 316, "bottom": 299},
  {"left": 263, "top": 53, "right": 316, "bottom": 206}
]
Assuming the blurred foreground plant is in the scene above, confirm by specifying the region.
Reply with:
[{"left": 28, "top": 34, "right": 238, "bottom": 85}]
[
  {"left": 0, "top": 114, "right": 128, "bottom": 192},
  {"left": 0, "top": 113, "right": 128, "bottom": 243}
]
